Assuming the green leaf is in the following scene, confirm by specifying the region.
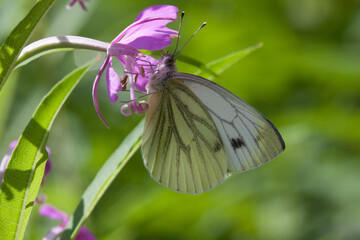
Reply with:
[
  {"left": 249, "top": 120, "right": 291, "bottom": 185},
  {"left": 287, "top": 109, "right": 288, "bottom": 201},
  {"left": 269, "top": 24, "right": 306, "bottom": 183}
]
[
  {"left": 195, "top": 42, "right": 263, "bottom": 79},
  {"left": 0, "top": 0, "right": 56, "bottom": 93},
  {"left": 0, "top": 72, "right": 18, "bottom": 139},
  {"left": 61, "top": 120, "right": 144, "bottom": 240},
  {"left": 0, "top": 60, "right": 94, "bottom": 240},
  {"left": 15, "top": 48, "right": 73, "bottom": 69},
  {"left": 176, "top": 54, "right": 219, "bottom": 78}
]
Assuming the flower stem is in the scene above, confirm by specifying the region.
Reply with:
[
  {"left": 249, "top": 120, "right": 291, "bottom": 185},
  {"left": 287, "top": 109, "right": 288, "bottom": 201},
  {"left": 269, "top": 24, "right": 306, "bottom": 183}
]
[{"left": 16, "top": 36, "right": 109, "bottom": 67}]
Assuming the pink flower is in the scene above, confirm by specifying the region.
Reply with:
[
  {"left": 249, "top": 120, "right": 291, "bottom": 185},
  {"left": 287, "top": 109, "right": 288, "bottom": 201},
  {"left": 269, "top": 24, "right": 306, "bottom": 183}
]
[
  {"left": 92, "top": 5, "right": 178, "bottom": 127},
  {"left": 39, "top": 205, "right": 96, "bottom": 240},
  {"left": 0, "top": 140, "right": 51, "bottom": 186},
  {"left": 67, "top": 0, "right": 91, "bottom": 11}
]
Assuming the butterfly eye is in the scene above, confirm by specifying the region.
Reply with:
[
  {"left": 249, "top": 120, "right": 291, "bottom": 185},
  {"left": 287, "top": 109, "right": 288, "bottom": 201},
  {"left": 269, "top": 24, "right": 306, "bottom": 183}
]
[
  {"left": 164, "top": 57, "right": 171, "bottom": 64},
  {"left": 162, "top": 55, "right": 176, "bottom": 66}
]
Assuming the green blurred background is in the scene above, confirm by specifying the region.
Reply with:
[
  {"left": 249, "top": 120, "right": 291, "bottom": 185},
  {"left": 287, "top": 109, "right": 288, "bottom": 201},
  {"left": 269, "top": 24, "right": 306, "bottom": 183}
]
[{"left": 1, "top": 0, "right": 360, "bottom": 239}]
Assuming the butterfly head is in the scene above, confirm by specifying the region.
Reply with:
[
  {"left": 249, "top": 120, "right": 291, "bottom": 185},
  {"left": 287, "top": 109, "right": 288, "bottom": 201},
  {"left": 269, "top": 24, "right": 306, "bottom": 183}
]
[
  {"left": 146, "top": 20, "right": 207, "bottom": 94},
  {"left": 157, "top": 52, "right": 177, "bottom": 73},
  {"left": 146, "top": 52, "right": 178, "bottom": 93}
]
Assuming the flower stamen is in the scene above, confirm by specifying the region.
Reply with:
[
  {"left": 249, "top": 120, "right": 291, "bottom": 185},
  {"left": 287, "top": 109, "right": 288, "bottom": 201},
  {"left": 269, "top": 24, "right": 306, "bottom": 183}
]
[
  {"left": 135, "top": 101, "right": 149, "bottom": 115},
  {"left": 121, "top": 75, "right": 128, "bottom": 90},
  {"left": 139, "top": 66, "right": 145, "bottom": 77},
  {"left": 121, "top": 104, "right": 134, "bottom": 116}
]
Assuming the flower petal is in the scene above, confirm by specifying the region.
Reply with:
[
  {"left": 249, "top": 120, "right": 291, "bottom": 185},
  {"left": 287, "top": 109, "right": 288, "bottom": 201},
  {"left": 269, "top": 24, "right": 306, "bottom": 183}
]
[
  {"left": 92, "top": 56, "right": 110, "bottom": 127},
  {"left": 134, "top": 5, "right": 179, "bottom": 22},
  {"left": 66, "top": 0, "right": 77, "bottom": 9},
  {"left": 107, "top": 42, "right": 141, "bottom": 57},
  {"left": 75, "top": 227, "right": 97, "bottom": 240},
  {"left": 39, "top": 205, "right": 68, "bottom": 222},
  {"left": 118, "top": 55, "right": 159, "bottom": 93},
  {"left": 121, "top": 23, "right": 178, "bottom": 50},
  {"left": 9, "top": 140, "right": 18, "bottom": 149},
  {"left": 43, "top": 225, "right": 64, "bottom": 240},
  {"left": 79, "top": 1, "right": 87, "bottom": 11},
  {"left": 117, "top": 54, "right": 158, "bottom": 93},
  {"left": 0, "top": 141, "right": 19, "bottom": 184},
  {"left": 39, "top": 205, "right": 97, "bottom": 240},
  {"left": 35, "top": 194, "right": 47, "bottom": 205},
  {"left": 1, "top": 140, "right": 52, "bottom": 187},
  {"left": 135, "top": 55, "right": 159, "bottom": 92},
  {"left": 106, "top": 57, "right": 122, "bottom": 104},
  {"left": 0, "top": 148, "right": 12, "bottom": 186},
  {"left": 44, "top": 146, "right": 52, "bottom": 178},
  {"left": 67, "top": 0, "right": 89, "bottom": 11},
  {"left": 118, "top": 5, "right": 178, "bottom": 50},
  {"left": 43, "top": 159, "right": 52, "bottom": 182}
]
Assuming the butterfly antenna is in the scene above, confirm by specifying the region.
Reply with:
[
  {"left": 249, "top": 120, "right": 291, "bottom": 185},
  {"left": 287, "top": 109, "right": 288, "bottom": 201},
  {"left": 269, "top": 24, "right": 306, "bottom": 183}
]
[
  {"left": 119, "top": 89, "right": 144, "bottom": 94},
  {"left": 175, "top": 22, "right": 207, "bottom": 56},
  {"left": 173, "top": 11, "right": 185, "bottom": 55}
]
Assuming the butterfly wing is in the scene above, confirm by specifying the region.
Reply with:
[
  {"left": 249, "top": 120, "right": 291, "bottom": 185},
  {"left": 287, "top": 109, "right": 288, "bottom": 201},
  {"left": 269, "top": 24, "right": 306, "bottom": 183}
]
[
  {"left": 142, "top": 78, "right": 227, "bottom": 194},
  {"left": 174, "top": 72, "right": 285, "bottom": 173}
]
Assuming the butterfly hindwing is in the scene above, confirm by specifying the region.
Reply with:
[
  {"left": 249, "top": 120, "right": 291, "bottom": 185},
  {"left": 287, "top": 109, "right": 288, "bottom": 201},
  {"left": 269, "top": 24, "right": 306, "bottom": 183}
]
[
  {"left": 175, "top": 73, "right": 285, "bottom": 173},
  {"left": 142, "top": 78, "right": 227, "bottom": 194}
]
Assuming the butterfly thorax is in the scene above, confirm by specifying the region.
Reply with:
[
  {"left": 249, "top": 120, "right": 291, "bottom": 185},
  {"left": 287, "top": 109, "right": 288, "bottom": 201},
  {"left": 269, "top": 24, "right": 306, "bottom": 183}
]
[{"left": 146, "top": 53, "right": 177, "bottom": 93}]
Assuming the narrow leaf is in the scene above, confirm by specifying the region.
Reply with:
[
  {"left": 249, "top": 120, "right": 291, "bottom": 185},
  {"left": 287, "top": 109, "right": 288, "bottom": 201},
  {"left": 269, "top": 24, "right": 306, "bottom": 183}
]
[
  {"left": 176, "top": 54, "right": 219, "bottom": 78},
  {"left": 0, "top": 0, "right": 56, "bottom": 93},
  {"left": 195, "top": 42, "right": 263, "bottom": 79},
  {"left": 0, "top": 61, "right": 94, "bottom": 240},
  {"left": 61, "top": 120, "right": 144, "bottom": 240},
  {"left": 0, "top": 72, "right": 18, "bottom": 138},
  {"left": 15, "top": 48, "right": 73, "bottom": 69}
]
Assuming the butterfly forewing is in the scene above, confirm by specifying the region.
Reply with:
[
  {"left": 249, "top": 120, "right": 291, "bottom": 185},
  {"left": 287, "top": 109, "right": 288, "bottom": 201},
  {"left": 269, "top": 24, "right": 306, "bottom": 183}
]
[
  {"left": 175, "top": 73, "right": 285, "bottom": 173},
  {"left": 142, "top": 79, "right": 227, "bottom": 194}
]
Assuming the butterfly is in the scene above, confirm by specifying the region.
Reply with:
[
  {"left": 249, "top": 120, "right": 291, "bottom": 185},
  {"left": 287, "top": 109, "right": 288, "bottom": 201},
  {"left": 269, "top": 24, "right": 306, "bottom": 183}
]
[{"left": 141, "top": 52, "right": 285, "bottom": 194}]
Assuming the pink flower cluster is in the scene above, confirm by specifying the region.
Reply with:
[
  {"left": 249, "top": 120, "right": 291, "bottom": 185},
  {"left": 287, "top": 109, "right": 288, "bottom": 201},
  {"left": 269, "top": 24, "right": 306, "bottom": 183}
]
[{"left": 92, "top": 5, "right": 179, "bottom": 126}]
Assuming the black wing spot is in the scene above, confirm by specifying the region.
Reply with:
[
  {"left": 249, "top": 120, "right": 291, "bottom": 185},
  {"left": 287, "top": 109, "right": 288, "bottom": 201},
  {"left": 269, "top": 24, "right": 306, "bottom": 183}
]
[
  {"left": 230, "top": 138, "right": 245, "bottom": 149},
  {"left": 213, "top": 141, "right": 222, "bottom": 152}
]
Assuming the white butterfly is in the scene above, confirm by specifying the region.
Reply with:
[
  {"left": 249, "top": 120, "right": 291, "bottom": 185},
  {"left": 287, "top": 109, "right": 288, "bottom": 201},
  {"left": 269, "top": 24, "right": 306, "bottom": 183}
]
[{"left": 141, "top": 52, "right": 285, "bottom": 194}]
